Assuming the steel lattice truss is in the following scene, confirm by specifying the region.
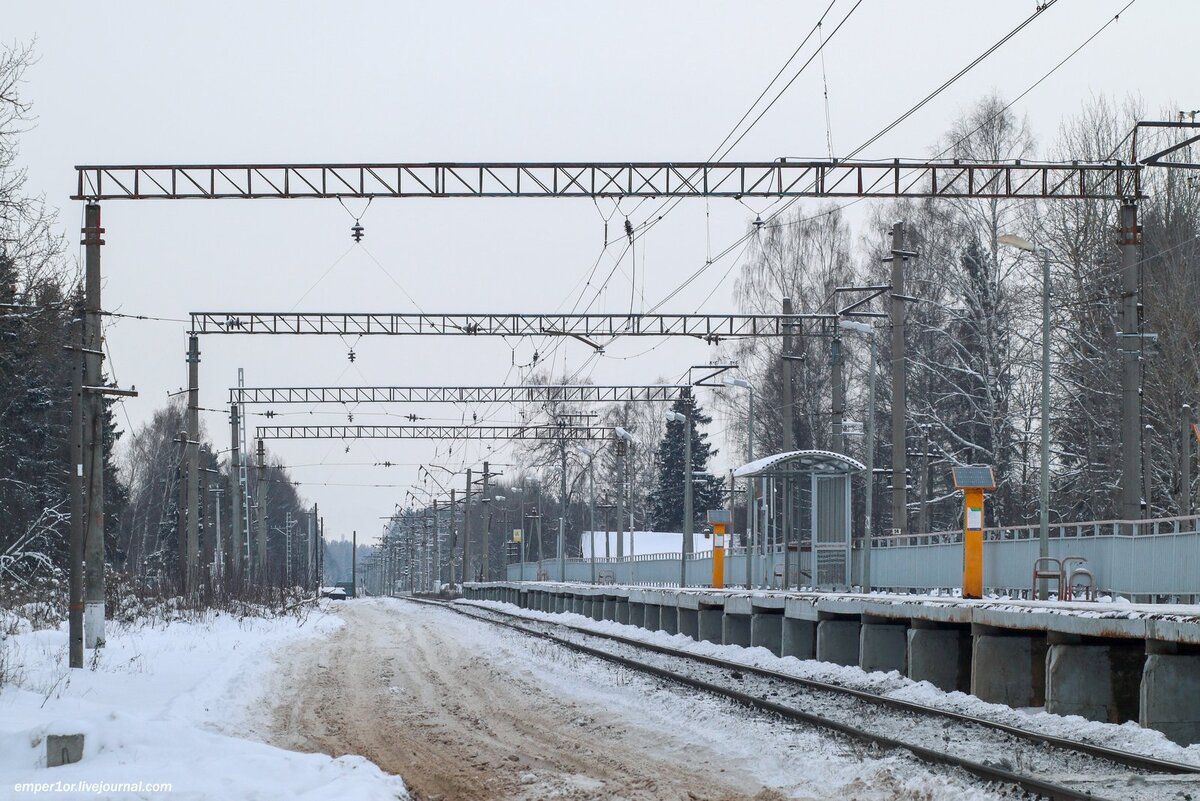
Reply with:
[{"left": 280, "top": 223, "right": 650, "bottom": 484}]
[
  {"left": 232, "top": 384, "right": 687, "bottom": 405},
  {"left": 191, "top": 311, "right": 830, "bottom": 338},
  {"left": 74, "top": 160, "right": 1140, "bottom": 201},
  {"left": 255, "top": 424, "right": 615, "bottom": 441}
]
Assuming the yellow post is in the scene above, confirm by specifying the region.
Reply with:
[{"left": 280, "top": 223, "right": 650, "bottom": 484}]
[
  {"left": 712, "top": 523, "right": 726, "bottom": 588},
  {"left": 962, "top": 487, "right": 984, "bottom": 599}
]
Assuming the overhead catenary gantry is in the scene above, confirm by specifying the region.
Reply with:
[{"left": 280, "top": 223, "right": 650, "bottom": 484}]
[
  {"left": 193, "top": 311, "right": 836, "bottom": 339},
  {"left": 73, "top": 159, "right": 1140, "bottom": 201},
  {"left": 76, "top": 135, "right": 1174, "bottom": 619},
  {"left": 255, "top": 424, "right": 616, "bottom": 441},
  {"left": 230, "top": 384, "right": 689, "bottom": 405}
]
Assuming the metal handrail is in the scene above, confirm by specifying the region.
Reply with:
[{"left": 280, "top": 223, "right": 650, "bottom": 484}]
[{"left": 872, "top": 514, "right": 1200, "bottom": 548}]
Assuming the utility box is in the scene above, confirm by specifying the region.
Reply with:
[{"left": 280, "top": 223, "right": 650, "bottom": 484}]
[{"left": 47, "top": 734, "right": 84, "bottom": 767}]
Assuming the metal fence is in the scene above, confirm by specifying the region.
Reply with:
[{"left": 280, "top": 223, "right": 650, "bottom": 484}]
[{"left": 504, "top": 515, "right": 1200, "bottom": 600}]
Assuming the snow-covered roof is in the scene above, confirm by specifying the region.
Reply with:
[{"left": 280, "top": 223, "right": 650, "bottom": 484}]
[{"left": 733, "top": 449, "right": 865, "bottom": 478}]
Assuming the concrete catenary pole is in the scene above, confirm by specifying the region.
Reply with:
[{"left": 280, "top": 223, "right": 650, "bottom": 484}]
[
  {"left": 201, "top": 469, "right": 214, "bottom": 584},
  {"left": 1119, "top": 201, "right": 1143, "bottom": 524},
  {"left": 889, "top": 221, "right": 910, "bottom": 536},
  {"left": 449, "top": 488, "right": 458, "bottom": 589},
  {"left": 558, "top": 443, "right": 568, "bottom": 582},
  {"left": 351, "top": 530, "right": 357, "bottom": 595},
  {"left": 463, "top": 468, "right": 473, "bottom": 584},
  {"left": 616, "top": 440, "right": 627, "bottom": 560},
  {"left": 255, "top": 439, "right": 267, "bottom": 579},
  {"left": 68, "top": 330, "right": 85, "bottom": 668},
  {"left": 483, "top": 461, "right": 492, "bottom": 582},
  {"left": 830, "top": 332, "right": 844, "bottom": 453},
  {"left": 82, "top": 203, "right": 106, "bottom": 648},
  {"left": 229, "top": 405, "right": 243, "bottom": 579},
  {"left": 185, "top": 335, "right": 201, "bottom": 593},
  {"left": 781, "top": 297, "right": 796, "bottom": 451},
  {"left": 176, "top": 431, "right": 188, "bottom": 590},
  {"left": 1038, "top": 244, "right": 1051, "bottom": 599}
]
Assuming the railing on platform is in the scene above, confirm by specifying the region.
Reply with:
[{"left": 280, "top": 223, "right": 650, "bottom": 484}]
[{"left": 504, "top": 515, "right": 1200, "bottom": 601}]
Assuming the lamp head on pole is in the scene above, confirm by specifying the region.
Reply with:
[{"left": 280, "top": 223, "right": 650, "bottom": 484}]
[{"left": 997, "top": 233, "right": 1037, "bottom": 253}]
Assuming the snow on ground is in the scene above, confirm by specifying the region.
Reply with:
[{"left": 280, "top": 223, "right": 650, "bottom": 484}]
[
  {"left": 462, "top": 598, "right": 1200, "bottom": 767},
  {"left": 0, "top": 604, "right": 408, "bottom": 800}
]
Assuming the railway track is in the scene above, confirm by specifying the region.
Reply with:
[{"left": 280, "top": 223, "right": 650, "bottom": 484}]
[{"left": 402, "top": 596, "right": 1200, "bottom": 801}]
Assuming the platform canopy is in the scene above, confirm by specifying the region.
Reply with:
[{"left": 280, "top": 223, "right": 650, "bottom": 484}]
[{"left": 733, "top": 449, "right": 865, "bottom": 479}]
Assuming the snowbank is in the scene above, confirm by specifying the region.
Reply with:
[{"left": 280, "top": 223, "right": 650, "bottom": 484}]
[{"left": 0, "top": 606, "right": 408, "bottom": 800}]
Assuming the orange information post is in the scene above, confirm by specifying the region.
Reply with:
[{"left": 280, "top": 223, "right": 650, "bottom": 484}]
[
  {"left": 707, "top": 510, "right": 731, "bottom": 588},
  {"left": 951, "top": 466, "right": 995, "bottom": 600}
]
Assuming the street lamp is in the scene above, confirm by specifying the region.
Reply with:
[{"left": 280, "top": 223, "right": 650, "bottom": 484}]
[
  {"left": 723, "top": 376, "right": 756, "bottom": 589},
  {"left": 613, "top": 426, "right": 637, "bottom": 583},
  {"left": 998, "top": 233, "right": 1051, "bottom": 600},
  {"left": 839, "top": 318, "right": 877, "bottom": 591},
  {"left": 665, "top": 408, "right": 692, "bottom": 588}
]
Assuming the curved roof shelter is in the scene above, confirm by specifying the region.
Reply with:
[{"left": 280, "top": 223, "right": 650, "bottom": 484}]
[
  {"left": 734, "top": 449, "right": 862, "bottom": 591},
  {"left": 734, "top": 449, "right": 865, "bottom": 478}
]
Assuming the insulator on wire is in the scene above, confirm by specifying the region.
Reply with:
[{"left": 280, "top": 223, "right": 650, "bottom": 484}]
[
  {"left": 347, "top": 349, "right": 356, "bottom": 362},
  {"left": 624, "top": 218, "right": 634, "bottom": 241},
  {"left": 754, "top": 215, "right": 764, "bottom": 230},
  {"left": 351, "top": 221, "right": 364, "bottom": 242}
]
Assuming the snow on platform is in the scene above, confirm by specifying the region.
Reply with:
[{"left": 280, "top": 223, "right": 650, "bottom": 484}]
[
  {"left": 477, "top": 582, "right": 1200, "bottom": 644},
  {"left": 0, "top": 605, "right": 408, "bottom": 800}
]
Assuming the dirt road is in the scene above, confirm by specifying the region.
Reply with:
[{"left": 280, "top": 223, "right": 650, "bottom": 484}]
[{"left": 257, "top": 599, "right": 992, "bottom": 801}]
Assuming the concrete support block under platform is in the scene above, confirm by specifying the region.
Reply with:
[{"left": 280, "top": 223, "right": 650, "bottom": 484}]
[
  {"left": 907, "top": 628, "right": 970, "bottom": 692},
  {"left": 1046, "top": 643, "right": 1141, "bottom": 724},
  {"left": 698, "top": 608, "right": 723, "bottom": 644},
  {"left": 723, "top": 614, "right": 751, "bottom": 648},
  {"left": 751, "top": 613, "right": 783, "bottom": 656},
  {"left": 590, "top": 598, "right": 605, "bottom": 622},
  {"left": 971, "top": 634, "right": 1046, "bottom": 708},
  {"left": 1141, "top": 654, "right": 1200, "bottom": 744},
  {"left": 645, "top": 603, "right": 663, "bottom": 632},
  {"left": 659, "top": 604, "right": 679, "bottom": 635},
  {"left": 615, "top": 598, "right": 630, "bottom": 625},
  {"left": 628, "top": 601, "right": 646, "bottom": 629},
  {"left": 678, "top": 607, "right": 699, "bottom": 641},
  {"left": 859, "top": 623, "right": 907, "bottom": 674},
  {"left": 816, "top": 620, "right": 860, "bottom": 666},
  {"left": 783, "top": 618, "right": 816, "bottom": 660},
  {"left": 601, "top": 597, "right": 616, "bottom": 621}
]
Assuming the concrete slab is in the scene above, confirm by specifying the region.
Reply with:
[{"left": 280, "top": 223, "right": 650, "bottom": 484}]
[
  {"left": 698, "top": 607, "right": 723, "bottom": 644},
  {"left": 782, "top": 618, "right": 816, "bottom": 659},
  {"left": 751, "top": 612, "right": 783, "bottom": 656},
  {"left": 816, "top": 620, "right": 860, "bottom": 666},
  {"left": 723, "top": 613, "right": 752, "bottom": 647},
  {"left": 1046, "top": 643, "right": 1141, "bottom": 724},
  {"left": 907, "top": 627, "right": 970, "bottom": 692},
  {"left": 971, "top": 634, "right": 1046, "bottom": 707},
  {"left": 859, "top": 623, "right": 906, "bottom": 674},
  {"left": 1141, "top": 654, "right": 1200, "bottom": 744},
  {"left": 678, "top": 607, "right": 699, "bottom": 640}
]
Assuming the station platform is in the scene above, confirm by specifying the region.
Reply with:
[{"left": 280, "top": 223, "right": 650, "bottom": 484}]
[{"left": 464, "top": 582, "right": 1200, "bottom": 745}]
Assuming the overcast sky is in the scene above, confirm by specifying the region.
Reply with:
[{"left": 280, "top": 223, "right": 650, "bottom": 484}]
[{"left": 9, "top": 0, "right": 1198, "bottom": 543}]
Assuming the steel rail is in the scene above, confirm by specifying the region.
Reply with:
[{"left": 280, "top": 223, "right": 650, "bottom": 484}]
[
  {"left": 460, "top": 601, "right": 1200, "bottom": 777},
  {"left": 403, "top": 597, "right": 1125, "bottom": 801}
]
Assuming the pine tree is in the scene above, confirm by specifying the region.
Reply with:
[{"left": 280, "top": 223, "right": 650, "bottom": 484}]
[{"left": 649, "top": 393, "right": 725, "bottom": 531}]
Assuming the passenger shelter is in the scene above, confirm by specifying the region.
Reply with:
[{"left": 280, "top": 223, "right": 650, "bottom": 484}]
[{"left": 734, "top": 449, "right": 863, "bottom": 590}]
